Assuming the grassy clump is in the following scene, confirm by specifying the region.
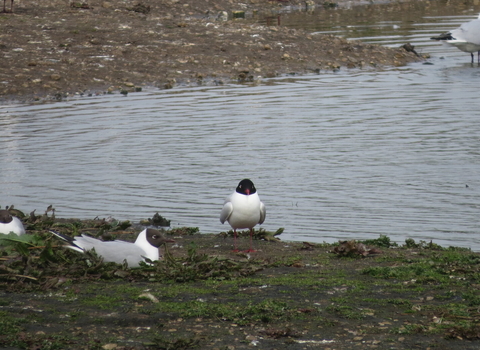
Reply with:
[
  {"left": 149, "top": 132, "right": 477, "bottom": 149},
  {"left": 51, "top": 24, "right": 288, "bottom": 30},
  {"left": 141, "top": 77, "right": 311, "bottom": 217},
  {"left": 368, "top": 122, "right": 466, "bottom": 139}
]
[{"left": 1, "top": 210, "right": 480, "bottom": 349}]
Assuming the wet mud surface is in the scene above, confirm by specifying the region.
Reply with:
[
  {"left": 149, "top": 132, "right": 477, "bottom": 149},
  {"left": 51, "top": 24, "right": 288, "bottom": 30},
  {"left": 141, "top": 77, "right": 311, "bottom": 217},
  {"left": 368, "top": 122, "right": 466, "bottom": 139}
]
[
  {"left": 1, "top": 211, "right": 480, "bottom": 349},
  {"left": 0, "top": 0, "right": 424, "bottom": 103}
]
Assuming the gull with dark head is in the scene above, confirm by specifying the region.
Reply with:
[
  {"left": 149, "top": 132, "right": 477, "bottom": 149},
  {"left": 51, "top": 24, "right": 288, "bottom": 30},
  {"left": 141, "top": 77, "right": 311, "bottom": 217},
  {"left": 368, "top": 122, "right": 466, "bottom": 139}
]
[
  {"left": 0, "top": 209, "right": 25, "bottom": 235},
  {"left": 220, "top": 179, "right": 266, "bottom": 252},
  {"left": 50, "top": 228, "right": 174, "bottom": 268},
  {"left": 431, "top": 14, "right": 480, "bottom": 63}
]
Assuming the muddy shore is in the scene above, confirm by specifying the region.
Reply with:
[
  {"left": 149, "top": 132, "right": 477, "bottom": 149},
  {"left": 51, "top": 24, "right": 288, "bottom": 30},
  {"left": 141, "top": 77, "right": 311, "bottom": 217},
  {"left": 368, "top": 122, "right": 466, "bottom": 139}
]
[
  {"left": 5, "top": 1, "right": 480, "bottom": 349},
  {"left": 1, "top": 211, "right": 480, "bottom": 349},
  {"left": 0, "top": 0, "right": 426, "bottom": 103}
]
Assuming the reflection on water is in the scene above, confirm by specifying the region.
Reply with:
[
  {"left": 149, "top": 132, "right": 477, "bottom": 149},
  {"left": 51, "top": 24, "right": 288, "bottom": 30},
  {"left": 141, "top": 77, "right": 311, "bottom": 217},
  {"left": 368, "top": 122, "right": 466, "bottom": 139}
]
[{"left": 2, "top": 1, "right": 480, "bottom": 250}]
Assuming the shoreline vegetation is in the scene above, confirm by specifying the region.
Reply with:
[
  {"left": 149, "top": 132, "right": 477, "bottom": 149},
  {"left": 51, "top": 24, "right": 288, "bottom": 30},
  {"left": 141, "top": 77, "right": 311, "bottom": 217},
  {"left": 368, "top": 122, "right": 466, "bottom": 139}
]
[
  {"left": 0, "top": 0, "right": 428, "bottom": 104},
  {"left": 2, "top": 0, "right": 479, "bottom": 348},
  {"left": 1, "top": 207, "right": 480, "bottom": 349}
]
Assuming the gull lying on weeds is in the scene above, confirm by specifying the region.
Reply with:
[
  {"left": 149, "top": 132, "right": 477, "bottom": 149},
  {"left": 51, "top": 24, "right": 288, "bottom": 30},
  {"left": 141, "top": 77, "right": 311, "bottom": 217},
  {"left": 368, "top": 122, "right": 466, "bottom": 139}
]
[
  {"left": 0, "top": 210, "right": 25, "bottom": 236},
  {"left": 50, "top": 228, "right": 174, "bottom": 268}
]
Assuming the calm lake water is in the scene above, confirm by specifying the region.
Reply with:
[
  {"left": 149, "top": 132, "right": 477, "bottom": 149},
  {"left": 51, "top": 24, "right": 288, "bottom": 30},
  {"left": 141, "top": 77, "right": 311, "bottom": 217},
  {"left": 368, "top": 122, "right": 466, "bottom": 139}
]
[{"left": 2, "top": 0, "right": 480, "bottom": 250}]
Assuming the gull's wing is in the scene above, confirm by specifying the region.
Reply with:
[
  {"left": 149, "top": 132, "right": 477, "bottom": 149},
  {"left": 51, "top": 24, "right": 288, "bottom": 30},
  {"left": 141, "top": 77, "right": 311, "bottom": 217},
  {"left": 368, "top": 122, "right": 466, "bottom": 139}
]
[
  {"left": 259, "top": 201, "right": 266, "bottom": 225},
  {"left": 220, "top": 198, "right": 233, "bottom": 224}
]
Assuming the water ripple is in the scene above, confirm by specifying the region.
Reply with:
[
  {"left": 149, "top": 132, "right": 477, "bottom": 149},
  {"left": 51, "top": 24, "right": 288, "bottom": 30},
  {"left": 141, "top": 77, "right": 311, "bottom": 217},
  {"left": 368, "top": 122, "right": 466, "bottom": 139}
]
[{"left": 2, "top": 9, "right": 480, "bottom": 250}]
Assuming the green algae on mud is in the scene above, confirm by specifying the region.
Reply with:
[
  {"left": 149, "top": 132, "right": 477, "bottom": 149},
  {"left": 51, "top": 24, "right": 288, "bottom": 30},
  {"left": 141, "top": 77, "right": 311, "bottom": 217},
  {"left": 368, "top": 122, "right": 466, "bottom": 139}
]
[{"left": 1, "top": 214, "right": 480, "bottom": 349}]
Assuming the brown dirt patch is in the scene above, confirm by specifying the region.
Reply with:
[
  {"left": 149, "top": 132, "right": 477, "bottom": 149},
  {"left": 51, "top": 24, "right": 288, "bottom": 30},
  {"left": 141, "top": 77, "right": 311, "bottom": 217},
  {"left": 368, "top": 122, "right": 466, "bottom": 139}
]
[{"left": 0, "top": 0, "right": 423, "bottom": 103}]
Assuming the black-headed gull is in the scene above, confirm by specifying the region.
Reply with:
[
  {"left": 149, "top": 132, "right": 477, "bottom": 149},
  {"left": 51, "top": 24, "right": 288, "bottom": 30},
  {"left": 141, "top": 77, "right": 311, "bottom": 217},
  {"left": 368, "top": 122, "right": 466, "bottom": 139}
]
[
  {"left": 220, "top": 179, "right": 266, "bottom": 252},
  {"left": 431, "top": 14, "right": 480, "bottom": 63},
  {"left": 0, "top": 210, "right": 26, "bottom": 235},
  {"left": 50, "top": 228, "right": 174, "bottom": 268}
]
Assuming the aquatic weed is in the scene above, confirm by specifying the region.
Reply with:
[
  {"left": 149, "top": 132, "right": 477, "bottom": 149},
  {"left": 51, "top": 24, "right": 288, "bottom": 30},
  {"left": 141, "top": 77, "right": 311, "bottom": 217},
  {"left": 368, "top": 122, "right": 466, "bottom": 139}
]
[
  {"left": 362, "top": 235, "right": 398, "bottom": 248},
  {"left": 149, "top": 243, "right": 261, "bottom": 282}
]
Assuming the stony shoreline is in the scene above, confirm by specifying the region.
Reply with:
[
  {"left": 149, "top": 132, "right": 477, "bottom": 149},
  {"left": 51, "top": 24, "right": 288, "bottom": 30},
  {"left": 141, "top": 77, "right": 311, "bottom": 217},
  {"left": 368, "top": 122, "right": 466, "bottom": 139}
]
[{"left": 0, "top": 0, "right": 425, "bottom": 103}]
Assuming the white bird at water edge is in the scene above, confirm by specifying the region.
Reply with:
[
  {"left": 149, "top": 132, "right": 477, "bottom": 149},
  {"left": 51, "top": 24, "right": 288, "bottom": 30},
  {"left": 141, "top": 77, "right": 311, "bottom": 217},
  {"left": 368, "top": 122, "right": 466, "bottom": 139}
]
[
  {"left": 220, "top": 179, "right": 266, "bottom": 252},
  {"left": 431, "top": 14, "right": 480, "bottom": 63}
]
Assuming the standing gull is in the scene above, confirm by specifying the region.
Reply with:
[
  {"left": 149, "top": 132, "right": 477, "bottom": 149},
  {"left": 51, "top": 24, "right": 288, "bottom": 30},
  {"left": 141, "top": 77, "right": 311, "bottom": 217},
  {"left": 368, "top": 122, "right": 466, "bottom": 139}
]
[
  {"left": 220, "top": 179, "right": 266, "bottom": 252},
  {"left": 431, "top": 14, "right": 480, "bottom": 63},
  {"left": 50, "top": 228, "right": 174, "bottom": 268},
  {"left": 0, "top": 209, "right": 25, "bottom": 235}
]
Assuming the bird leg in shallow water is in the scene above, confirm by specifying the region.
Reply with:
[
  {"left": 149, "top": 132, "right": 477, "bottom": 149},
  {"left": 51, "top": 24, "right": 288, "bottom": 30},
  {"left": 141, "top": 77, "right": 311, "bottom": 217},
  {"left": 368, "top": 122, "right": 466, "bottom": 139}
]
[{"left": 469, "top": 51, "right": 480, "bottom": 64}]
